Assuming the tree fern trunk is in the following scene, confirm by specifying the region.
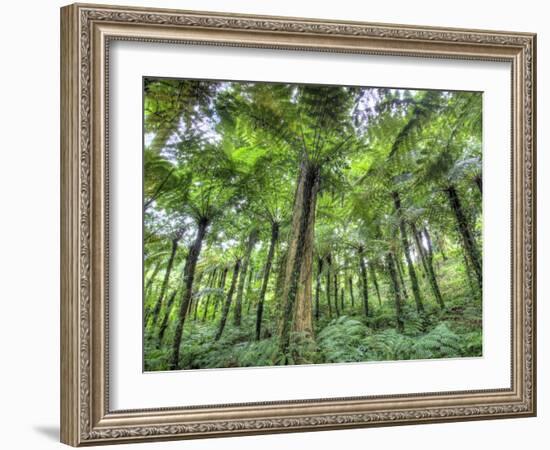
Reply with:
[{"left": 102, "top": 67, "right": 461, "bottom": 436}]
[
  {"left": 279, "top": 160, "right": 320, "bottom": 356},
  {"left": 445, "top": 185, "right": 482, "bottom": 288},
  {"left": 192, "top": 282, "right": 201, "bottom": 321},
  {"left": 459, "top": 230, "right": 478, "bottom": 299},
  {"left": 395, "top": 254, "right": 409, "bottom": 300},
  {"left": 422, "top": 227, "right": 434, "bottom": 261},
  {"left": 201, "top": 268, "right": 218, "bottom": 321},
  {"left": 157, "top": 289, "right": 178, "bottom": 347},
  {"left": 386, "top": 252, "right": 404, "bottom": 332},
  {"left": 273, "top": 250, "right": 288, "bottom": 317},
  {"left": 358, "top": 246, "right": 369, "bottom": 318},
  {"left": 245, "top": 263, "right": 255, "bottom": 315},
  {"left": 170, "top": 217, "right": 209, "bottom": 370},
  {"left": 314, "top": 256, "right": 323, "bottom": 322},
  {"left": 211, "top": 267, "right": 228, "bottom": 320},
  {"left": 190, "top": 269, "right": 205, "bottom": 322},
  {"left": 216, "top": 259, "right": 241, "bottom": 341},
  {"left": 325, "top": 254, "right": 332, "bottom": 318},
  {"left": 411, "top": 222, "right": 444, "bottom": 309},
  {"left": 144, "top": 261, "right": 163, "bottom": 317},
  {"left": 474, "top": 174, "right": 482, "bottom": 194},
  {"left": 333, "top": 270, "right": 340, "bottom": 316},
  {"left": 369, "top": 264, "right": 382, "bottom": 306},
  {"left": 256, "top": 222, "right": 279, "bottom": 341},
  {"left": 348, "top": 276, "right": 355, "bottom": 309},
  {"left": 234, "top": 229, "right": 258, "bottom": 326},
  {"left": 393, "top": 191, "right": 424, "bottom": 313}
]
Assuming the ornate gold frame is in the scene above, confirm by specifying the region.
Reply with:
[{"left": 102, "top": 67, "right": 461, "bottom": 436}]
[{"left": 60, "top": 3, "right": 536, "bottom": 446}]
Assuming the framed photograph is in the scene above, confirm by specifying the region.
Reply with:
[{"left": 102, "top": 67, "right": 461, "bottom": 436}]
[{"left": 60, "top": 3, "right": 536, "bottom": 446}]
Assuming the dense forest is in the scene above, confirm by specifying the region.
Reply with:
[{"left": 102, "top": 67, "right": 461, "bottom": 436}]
[{"left": 143, "top": 78, "right": 483, "bottom": 371}]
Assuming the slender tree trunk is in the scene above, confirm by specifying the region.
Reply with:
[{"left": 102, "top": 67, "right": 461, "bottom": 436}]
[
  {"left": 423, "top": 227, "right": 434, "bottom": 262},
  {"left": 333, "top": 270, "right": 341, "bottom": 316},
  {"left": 245, "top": 263, "right": 256, "bottom": 314},
  {"left": 325, "top": 254, "right": 333, "bottom": 318},
  {"left": 455, "top": 223, "right": 478, "bottom": 299},
  {"left": 193, "top": 300, "right": 199, "bottom": 320},
  {"left": 273, "top": 250, "right": 288, "bottom": 315},
  {"left": 386, "top": 252, "right": 404, "bottom": 332},
  {"left": 415, "top": 242, "right": 429, "bottom": 282},
  {"left": 279, "top": 160, "right": 320, "bottom": 355},
  {"left": 169, "top": 218, "right": 209, "bottom": 370},
  {"left": 234, "top": 229, "right": 258, "bottom": 326},
  {"left": 412, "top": 228, "right": 430, "bottom": 278},
  {"left": 150, "top": 237, "right": 180, "bottom": 328},
  {"left": 392, "top": 192, "right": 424, "bottom": 313},
  {"left": 348, "top": 276, "right": 355, "bottom": 309},
  {"left": 445, "top": 185, "right": 482, "bottom": 287},
  {"left": 340, "top": 287, "right": 345, "bottom": 312},
  {"left": 462, "top": 243, "right": 478, "bottom": 298},
  {"left": 411, "top": 222, "right": 444, "bottom": 309},
  {"left": 369, "top": 264, "right": 382, "bottom": 306},
  {"left": 314, "top": 256, "right": 323, "bottom": 322},
  {"left": 157, "top": 289, "right": 178, "bottom": 346},
  {"left": 215, "top": 259, "right": 241, "bottom": 340},
  {"left": 144, "top": 260, "right": 162, "bottom": 301},
  {"left": 358, "top": 246, "right": 369, "bottom": 318},
  {"left": 201, "top": 268, "right": 218, "bottom": 321},
  {"left": 189, "top": 269, "right": 204, "bottom": 322},
  {"left": 395, "top": 254, "right": 409, "bottom": 300},
  {"left": 211, "top": 267, "right": 228, "bottom": 320},
  {"left": 192, "top": 282, "right": 201, "bottom": 321},
  {"left": 474, "top": 174, "right": 482, "bottom": 194},
  {"left": 255, "top": 222, "right": 279, "bottom": 341},
  {"left": 186, "top": 293, "right": 193, "bottom": 316}
]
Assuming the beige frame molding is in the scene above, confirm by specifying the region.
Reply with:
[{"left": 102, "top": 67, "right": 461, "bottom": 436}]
[{"left": 60, "top": 3, "right": 536, "bottom": 446}]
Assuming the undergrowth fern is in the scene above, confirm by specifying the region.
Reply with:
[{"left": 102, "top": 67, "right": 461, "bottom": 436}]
[
  {"left": 411, "top": 323, "right": 462, "bottom": 359},
  {"left": 318, "top": 316, "right": 369, "bottom": 363}
]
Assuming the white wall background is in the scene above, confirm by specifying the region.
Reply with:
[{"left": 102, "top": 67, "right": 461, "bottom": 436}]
[{"left": 0, "top": 0, "right": 545, "bottom": 449}]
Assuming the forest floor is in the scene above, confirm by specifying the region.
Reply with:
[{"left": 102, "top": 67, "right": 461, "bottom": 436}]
[{"left": 144, "top": 254, "right": 482, "bottom": 371}]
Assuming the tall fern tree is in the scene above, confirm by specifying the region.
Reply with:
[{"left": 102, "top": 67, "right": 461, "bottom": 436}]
[{"left": 218, "top": 83, "right": 363, "bottom": 358}]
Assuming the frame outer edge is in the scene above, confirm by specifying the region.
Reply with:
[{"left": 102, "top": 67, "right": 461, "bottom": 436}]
[
  {"left": 61, "top": 2, "right": 537, "bottom": 445},
  {"left": 61, "top": 4, "right": 81, "bottom": 447},
  {"left": 528, "top": 33, "right": 536, "bottom": 417}
]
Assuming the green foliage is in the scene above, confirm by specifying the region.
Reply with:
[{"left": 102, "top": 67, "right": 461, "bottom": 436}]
[
  {"left": 278, "top": 332, "right": 319, "bottom": 366},
  {"left": 411, "top": 323, "right": 462, "bottom": 359},
  {"left": 402, "top": 311, "right": 425, "bottom": 336},
  {"left": 461, "top": 330, "right": 483, "bottom": 357},
  {"left": 367, "top": 311, "right": 395, "bottom": 330},
  {"left": 363, "top": 330, "right": 414, "bottom": 361},
  {"left": 143, "top": 78, "right": 483, "bottom": 371},
  {"left": 318, "top": 317, "right": 369, "bottom": 363},
  {"left": 359, "top": 323, "right": 464, "bottom": 362},
  {"left": 143, "top": 342, "right": 171, "bottom": 372}
]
